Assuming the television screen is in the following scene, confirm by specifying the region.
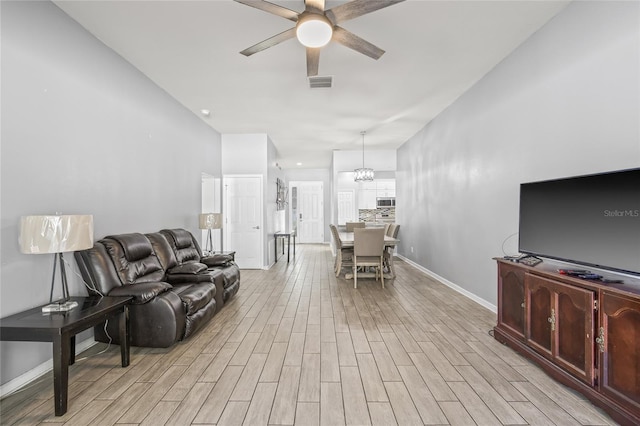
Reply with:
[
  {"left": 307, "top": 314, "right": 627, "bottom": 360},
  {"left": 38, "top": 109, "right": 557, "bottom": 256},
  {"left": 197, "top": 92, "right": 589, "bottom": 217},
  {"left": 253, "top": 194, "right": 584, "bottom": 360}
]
[{"left": 519, "top": 168, "right": 640, "bottom": 275}]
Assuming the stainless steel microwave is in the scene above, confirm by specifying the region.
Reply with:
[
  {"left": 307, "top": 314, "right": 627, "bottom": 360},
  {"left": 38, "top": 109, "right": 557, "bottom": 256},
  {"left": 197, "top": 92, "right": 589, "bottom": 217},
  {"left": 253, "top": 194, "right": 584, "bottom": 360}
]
[{"left": 376, "top": 197, "right": 395, "bottom": 208}]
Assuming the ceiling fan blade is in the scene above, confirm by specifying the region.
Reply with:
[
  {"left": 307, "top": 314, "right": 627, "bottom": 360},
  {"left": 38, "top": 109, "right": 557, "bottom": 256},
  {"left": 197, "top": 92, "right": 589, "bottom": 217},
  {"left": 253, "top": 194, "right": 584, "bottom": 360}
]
[
  {"left": 240, "top": 27, "right": 297, "bottom": 56},
  {"left": 234, "top": 0, "right": 299, "bottom": 22},
  {"left": 326, "top": 0, "right": 405, "bottom": 24},
  {"left": 332, "top": 27, "right": 385, "bottom": 60},
  {"left": 304, "top": 0, "right": 325, "bottom": 14},
  {"left": 306, "top": 47, "right": 320, "bottom": 77}
]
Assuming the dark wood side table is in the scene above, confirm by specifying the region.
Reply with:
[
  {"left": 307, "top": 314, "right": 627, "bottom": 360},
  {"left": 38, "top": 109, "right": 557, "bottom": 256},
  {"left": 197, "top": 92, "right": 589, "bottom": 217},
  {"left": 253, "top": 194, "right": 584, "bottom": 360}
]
[
  {"left": 274, "top": 230, "right": 296, "bottom": 263},
  {"left": 0, "top": 296, "right": 132, "bottom": 416}
]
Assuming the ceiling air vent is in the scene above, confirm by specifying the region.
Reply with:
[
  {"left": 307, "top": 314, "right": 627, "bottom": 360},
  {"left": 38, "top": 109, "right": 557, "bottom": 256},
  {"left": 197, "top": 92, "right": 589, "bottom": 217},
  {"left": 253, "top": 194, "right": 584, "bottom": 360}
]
[{"left": 309, "top": 76, "right": 332, "bottom": 89}]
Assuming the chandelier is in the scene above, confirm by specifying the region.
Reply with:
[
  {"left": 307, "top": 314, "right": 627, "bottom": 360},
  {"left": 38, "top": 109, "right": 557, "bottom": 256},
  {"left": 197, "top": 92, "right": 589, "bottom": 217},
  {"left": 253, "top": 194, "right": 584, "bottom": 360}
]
[{"left": 354, "top": 131, "right": 374, "bottom": 182}]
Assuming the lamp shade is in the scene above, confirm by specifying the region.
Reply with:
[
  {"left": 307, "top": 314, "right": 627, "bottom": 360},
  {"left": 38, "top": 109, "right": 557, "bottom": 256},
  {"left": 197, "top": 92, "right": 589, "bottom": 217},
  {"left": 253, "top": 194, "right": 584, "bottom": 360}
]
[
  {"left": 354, "top": 168, "right": 375, "bottom": 182},
  {"left": 199, "top": 213, "right": 223, "bottom": 230},
  {"left": 19, "top": 215, "right": 94, "bottom": 254}
]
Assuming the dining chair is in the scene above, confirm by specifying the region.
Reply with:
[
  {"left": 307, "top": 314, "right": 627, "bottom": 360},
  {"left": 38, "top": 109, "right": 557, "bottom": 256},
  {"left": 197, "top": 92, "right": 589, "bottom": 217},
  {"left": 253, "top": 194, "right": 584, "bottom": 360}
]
[
  {"left": 330, "top": 224, "right": 353, "bottom": 277},
  {"left": 384, "top": 224, "right": 400, "bottom": 272},
  {"left": 345, "top": 221, "right": 366, "bottom": 232},
  {"left": 353, "top": 227, "right": 385, "bottom": 289},
  {"left": 386, "top": 223, "right": 397, "bottom": 237}
]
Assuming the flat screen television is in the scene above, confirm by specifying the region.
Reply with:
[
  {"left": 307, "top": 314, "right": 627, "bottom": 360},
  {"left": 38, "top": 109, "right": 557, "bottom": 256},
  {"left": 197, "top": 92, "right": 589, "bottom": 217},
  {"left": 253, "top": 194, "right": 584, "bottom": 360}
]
[{"left": 518, "top": 168, "right": 640, "bottom": 276}]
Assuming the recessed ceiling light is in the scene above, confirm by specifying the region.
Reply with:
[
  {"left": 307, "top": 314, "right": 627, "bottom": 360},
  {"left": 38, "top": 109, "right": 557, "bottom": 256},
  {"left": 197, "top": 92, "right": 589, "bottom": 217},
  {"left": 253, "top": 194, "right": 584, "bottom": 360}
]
[
  {"left": 296, "top": 162, "right": 302, "bottom": 166},
  {"left": 200, "top": 109, "right": 210, "bottom": 117}
]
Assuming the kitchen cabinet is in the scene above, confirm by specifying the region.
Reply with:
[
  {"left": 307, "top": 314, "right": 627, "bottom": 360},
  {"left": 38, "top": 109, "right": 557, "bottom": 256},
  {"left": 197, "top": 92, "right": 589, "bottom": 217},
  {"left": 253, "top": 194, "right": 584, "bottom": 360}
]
[
  {"left": 358, "top": 189, "right": 377, "bottom": 209},
  {"left": 376, "top": 179, "right": 396, "bottom": 197},
  {"left": 357, "top": 180, "right": 396, "bottom": 209}
]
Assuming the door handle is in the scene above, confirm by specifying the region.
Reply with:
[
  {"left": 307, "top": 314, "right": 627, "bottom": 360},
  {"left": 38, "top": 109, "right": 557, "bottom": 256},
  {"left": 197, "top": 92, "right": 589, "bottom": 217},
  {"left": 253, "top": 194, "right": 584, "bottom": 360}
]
[{"left": 253, "top": 225, "right": 260, "bottom": 229}]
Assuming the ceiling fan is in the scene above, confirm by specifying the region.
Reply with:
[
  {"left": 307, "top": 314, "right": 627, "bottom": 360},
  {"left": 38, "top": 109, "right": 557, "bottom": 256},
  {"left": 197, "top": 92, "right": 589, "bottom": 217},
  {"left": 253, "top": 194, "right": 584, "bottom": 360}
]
[{"left": 234, "top": 0, "right": 405, "bottom": 76}]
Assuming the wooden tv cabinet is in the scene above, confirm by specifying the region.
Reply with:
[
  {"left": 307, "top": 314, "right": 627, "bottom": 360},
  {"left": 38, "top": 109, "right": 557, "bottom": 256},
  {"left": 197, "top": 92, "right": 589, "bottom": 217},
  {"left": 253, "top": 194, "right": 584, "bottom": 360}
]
[{"left": 494, "top": 258, "right": 640, "bottom": 426}]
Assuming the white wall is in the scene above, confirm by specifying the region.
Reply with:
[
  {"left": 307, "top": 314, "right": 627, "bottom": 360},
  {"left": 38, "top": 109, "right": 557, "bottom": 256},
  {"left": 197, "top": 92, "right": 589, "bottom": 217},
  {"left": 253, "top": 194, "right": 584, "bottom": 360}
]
[
  {"left": 333, "top": 149, "right": 397, "bottom": 173},
  {"left": 267, "top": 136, "right": 286, "bottom": 264},
  {"left": 396, "top": 0, "right": 640, "bottom": 307},
  {"left": 221, "top": 134, "right": 268, "bottom": 174},
  {"left": 221, "top": 133, "right": 285, "bottom": 266},
  {"left": 1, "top": 1, "right": 222, "bottom": 387}
]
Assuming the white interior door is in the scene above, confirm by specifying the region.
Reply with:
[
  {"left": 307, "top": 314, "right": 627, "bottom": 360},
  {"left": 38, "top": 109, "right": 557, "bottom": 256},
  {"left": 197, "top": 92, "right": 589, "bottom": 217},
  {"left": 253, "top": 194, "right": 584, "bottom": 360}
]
[
  {"left": 337, "top": 190, "right": 355, "bottom": 225},
  {"left": 224, "top": 175, "right": 263, "bottom": 269},
  {"left": 294, "top": 181, "right": 324, "bottom": 243}
]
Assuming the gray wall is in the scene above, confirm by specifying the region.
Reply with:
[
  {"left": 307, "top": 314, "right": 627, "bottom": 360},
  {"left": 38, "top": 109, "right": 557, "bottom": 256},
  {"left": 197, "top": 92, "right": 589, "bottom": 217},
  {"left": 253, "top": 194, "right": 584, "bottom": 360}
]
[
  {"left": 396, "top": 0, "right": 640, "bottom": 307},
  {"left": 1, "top": 1, "right": 222, "bottom": 386}
]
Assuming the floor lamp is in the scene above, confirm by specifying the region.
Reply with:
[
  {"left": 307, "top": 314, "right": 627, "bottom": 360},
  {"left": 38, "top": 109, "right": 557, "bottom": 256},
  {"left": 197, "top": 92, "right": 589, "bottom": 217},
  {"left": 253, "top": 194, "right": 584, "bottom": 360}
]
[
  {"left": 199, "top": 213, "right": 222, "bottom": 255},
  {"left": 19, "top": 215, "right": 94, "bottom": 312}
]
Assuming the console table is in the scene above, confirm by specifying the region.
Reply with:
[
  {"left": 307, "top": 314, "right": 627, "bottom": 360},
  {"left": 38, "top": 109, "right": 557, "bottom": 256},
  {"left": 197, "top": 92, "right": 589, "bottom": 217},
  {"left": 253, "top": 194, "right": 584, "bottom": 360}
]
[
  {"left": 274, "top": 230, "right": 296, "bottom": 263},
  {"left": 0, "top": 296, "right": 132, "bottom": 416},
  {"left": 494, "top": 258, "right": 640, "bottom": 425}
]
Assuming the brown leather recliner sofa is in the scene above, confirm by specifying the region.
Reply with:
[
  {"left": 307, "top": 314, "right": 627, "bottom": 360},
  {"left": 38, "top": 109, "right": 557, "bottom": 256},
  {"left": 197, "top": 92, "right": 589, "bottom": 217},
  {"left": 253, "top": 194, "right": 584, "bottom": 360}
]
[
  {"left": 158, "top": 228, "right": 240, "bottom": 303},
  {"left": 74, "top": 229, "right": 240, "bottom": 348}
]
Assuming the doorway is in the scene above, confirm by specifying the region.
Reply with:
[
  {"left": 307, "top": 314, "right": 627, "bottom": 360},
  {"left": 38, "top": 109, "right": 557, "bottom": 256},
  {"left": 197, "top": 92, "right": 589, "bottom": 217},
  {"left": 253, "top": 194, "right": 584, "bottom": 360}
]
[
  {"left": 289, "top": 181, "right": 324, "bottom": 243},
  {"left": 223, "top": 175, "right": 263, "bottom": 269}
]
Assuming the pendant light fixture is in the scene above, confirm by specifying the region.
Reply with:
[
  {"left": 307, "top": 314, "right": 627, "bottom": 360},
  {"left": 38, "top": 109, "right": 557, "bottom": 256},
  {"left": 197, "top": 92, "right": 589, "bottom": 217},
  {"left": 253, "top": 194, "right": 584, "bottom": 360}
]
[{"left": 354, "top": 131, "right": 374, "bottom": 182}]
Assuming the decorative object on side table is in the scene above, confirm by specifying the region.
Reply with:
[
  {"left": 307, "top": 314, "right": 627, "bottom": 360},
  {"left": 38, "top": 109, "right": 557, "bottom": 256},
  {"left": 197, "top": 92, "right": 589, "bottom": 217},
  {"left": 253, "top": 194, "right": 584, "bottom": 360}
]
[
  {"left": 199, "top": 212, "right": 222, "bottom": 254},
  {"left": 19, "top": 214, "right": 94, "bottom": 312}
]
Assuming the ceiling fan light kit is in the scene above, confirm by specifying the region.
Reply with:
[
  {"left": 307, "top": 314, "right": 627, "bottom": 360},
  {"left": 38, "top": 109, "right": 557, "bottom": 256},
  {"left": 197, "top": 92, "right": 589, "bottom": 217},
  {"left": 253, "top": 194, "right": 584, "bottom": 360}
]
[
  {"left": 235, "top": 0, "right": 405, "bottom": 76},
  {"left": 296, "top": 13, "right": 333, "bottom": 48}
]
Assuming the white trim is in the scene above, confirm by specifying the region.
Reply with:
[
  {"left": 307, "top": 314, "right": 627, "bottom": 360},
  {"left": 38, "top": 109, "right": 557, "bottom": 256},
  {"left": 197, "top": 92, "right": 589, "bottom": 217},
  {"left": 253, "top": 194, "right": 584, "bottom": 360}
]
[
  {"left": 396, "top": 254, "right": 497, "bottom": 313},
  {"left": 0, "top": 337, "right": 98, "bottom": 398}
]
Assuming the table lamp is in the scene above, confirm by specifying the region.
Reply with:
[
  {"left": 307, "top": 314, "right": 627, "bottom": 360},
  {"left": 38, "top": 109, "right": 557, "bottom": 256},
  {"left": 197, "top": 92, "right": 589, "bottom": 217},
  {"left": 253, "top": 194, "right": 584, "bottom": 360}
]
[
  {"left": 199, "top": 213, "right": 222, "bottom": 255},
  {"left": 19, "top": 215, "right": 94, "bottom": 312}
]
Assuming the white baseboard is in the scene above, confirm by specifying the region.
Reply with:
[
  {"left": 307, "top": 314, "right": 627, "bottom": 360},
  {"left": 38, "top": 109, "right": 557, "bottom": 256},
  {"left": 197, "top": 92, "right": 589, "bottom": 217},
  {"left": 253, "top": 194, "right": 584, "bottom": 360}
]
[
  {"left": 0, "top": 337, "right": 98, "bottom": 398},
  {"left": 396, "top": 254, "right": 497, "bottom": 313}
]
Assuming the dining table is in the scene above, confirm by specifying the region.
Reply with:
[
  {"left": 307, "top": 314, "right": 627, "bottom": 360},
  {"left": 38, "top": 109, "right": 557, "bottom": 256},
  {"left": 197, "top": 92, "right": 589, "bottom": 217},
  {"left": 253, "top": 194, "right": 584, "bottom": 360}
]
[{"left": 338, "top": 231, "right": 399, "bottom": 279}]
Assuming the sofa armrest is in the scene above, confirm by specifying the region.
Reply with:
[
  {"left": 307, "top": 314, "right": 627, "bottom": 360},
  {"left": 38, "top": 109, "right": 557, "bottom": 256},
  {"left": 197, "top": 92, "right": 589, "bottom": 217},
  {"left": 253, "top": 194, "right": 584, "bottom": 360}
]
[
  {"left": 108, "top": 282, "right": 172, "bottom": 304},
  {"left": 201, "top": 254, "right": 234, "bottom": 267},
  {"left": 167, "top": 262, "right": 208, "bottom": 275}
]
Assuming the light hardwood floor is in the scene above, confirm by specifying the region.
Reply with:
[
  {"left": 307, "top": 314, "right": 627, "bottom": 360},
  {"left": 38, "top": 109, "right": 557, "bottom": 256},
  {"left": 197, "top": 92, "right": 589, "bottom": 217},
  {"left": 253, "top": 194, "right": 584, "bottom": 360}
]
[{"left": 1, "top": 244, "right": 616, "bottom": 425}]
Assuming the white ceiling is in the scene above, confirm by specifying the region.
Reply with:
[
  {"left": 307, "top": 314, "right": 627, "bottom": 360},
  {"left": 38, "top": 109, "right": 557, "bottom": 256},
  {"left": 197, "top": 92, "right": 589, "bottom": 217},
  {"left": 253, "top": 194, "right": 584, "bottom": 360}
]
[{"left": 53, "top": 0, "right": 569, "bottom": 169}]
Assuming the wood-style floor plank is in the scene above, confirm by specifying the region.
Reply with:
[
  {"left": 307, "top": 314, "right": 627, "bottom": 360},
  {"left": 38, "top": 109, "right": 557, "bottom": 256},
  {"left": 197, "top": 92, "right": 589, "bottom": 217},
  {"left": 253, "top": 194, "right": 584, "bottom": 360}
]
[
  {"left": 242, "top": 382, "right": 277, "bottom": 426},
  {"left": 0, "top": 244, "right": 619, "bottom": 426},
  {"left": 340, "top": 366, "right": 370, "bottom": 426}
]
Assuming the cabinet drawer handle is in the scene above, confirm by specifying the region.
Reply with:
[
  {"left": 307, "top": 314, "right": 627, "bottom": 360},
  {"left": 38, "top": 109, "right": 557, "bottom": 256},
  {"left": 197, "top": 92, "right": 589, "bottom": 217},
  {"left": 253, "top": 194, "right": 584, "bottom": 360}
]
[
  {"left": 548, "top": 308, "right": 556, "bottom": 331},
  {"left": 595, "top": 327, "right": 605, "bottom": 353}
]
